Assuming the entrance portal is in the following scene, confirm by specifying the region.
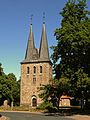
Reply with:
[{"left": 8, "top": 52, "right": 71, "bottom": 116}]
[{"left": 32, "top": 96, "right": 37, "bottom": 107}]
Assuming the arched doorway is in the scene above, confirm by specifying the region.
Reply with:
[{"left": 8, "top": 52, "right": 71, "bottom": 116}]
[{"left": 32, "top": 96, "right": 37, "bottom": 107}]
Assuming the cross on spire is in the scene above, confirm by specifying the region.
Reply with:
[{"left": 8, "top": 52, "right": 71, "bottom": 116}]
[
  {"left": 43, "top": 12, "right": 45, "bottom": 24},
  {"left": 30, "top": 14, "right": 33, "bottom": 25}
]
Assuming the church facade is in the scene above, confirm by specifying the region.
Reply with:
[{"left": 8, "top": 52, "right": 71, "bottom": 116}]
[{"left": 20, "top": 20, "right": 52, "bottom": 107}]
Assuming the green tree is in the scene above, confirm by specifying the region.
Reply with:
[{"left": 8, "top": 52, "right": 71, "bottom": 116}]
[
  {"left": 39, "top": 77, "right": 70, "bottom": 110},
  {"left": 51, "top": 0, "right": 90, "bottom": 106},
  {"left": 0, "top": 64, "right": 20, "bottom": 106},
  {"left": 0, "top": 63, "right": 4, "bottom": 75},
  {"left": 39, "top": 0, "right": 90, "bottom": 109},
  {"left": 7, "top": 73, "right": 20, "bottom": 106},
  {"left": 52, "top": 0, "right": 90, "bottom": 78}
]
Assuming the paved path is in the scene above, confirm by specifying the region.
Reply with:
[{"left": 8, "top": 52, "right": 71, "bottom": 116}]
[{"left": 0, "top": 111, "right": 73, "bottom": 120}]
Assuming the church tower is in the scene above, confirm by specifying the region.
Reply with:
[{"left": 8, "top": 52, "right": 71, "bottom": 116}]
[{"left": 20, "top": 18, "right": 52, "bottom": 107}]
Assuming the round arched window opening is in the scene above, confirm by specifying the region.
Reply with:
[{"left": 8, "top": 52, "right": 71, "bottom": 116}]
[
  {"left": 27, "top": 67, "right": 30, "bottom": 74},
  {"left": 34, "top": 66, "right": 36, "bottom": 73}
]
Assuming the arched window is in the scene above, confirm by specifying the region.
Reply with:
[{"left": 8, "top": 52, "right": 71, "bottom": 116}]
[
  {"left": 32, "top": 97, "right": 37, "bottom": 107},
  {"left": 34, "top": 66, "right": 36, "bottom": 73},
  {"left": 40, "top": 66, "right": 42, "bottom": 73},
  {"left": 27, "top": 67, "right": 29, "bottom": 74}
]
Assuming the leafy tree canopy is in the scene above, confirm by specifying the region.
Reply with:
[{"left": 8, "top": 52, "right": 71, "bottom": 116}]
[
  {"left": 39, "top": 0, "right": 90, "bottom": 109},
  {"left": 52, "top": 0, "right": 90, "bottom": 78},
  {"left": 0, "top": 63, "right": 20, "bottom": 106}
]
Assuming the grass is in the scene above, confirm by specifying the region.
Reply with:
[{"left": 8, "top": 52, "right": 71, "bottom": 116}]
[
  {"left": 0, "top": 105, "right": 44, "bottom": 113},
  {"left": 0, "top": 105, "right": 90, "bottom": 115}
]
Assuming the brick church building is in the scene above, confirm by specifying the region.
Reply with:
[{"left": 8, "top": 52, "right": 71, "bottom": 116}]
[{"left": 20, "top": 20, "right": 52, "bottom": 107}]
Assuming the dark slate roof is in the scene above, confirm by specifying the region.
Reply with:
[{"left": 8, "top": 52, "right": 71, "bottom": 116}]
[
  {"left": 21, "top": 22, "right": 51, "bottom": 64},
  {"left": 22, "top": 24, "right": 39, "bottom": 63},
  {"left": 39, "top": 22, "right": 50, "bottom": 62}
]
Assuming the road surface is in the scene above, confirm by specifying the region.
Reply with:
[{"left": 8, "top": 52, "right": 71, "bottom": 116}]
[{"left": 0, "top": 111, "right": 73, "bottom": 120}]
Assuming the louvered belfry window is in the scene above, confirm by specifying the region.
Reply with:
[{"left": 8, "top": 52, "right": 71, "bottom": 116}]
[{"left": 40, "top": 66, "right": 42, "bottom": 73}]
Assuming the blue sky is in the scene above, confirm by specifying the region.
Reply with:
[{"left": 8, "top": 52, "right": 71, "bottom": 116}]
[{"left": 0, "top": 0, "right": 90, "bottom": 80}]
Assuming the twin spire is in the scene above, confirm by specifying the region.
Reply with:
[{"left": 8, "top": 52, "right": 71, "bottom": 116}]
[{"left": 22, "top": 16, "right": 50, "bottom": 63}]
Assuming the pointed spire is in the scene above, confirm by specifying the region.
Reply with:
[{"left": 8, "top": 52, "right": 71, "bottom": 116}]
[
  {"left": 28, "top": 14, "right": 35, "bottom": 49},
  {"left": 24, "top": 15, "right": 36, "bottom": 61},
  {"left": 21, "top": 15, "right": 51, "bottom": 64},
  {"left": 39, "top": 16, "right": 50, "bottom": 61}
]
